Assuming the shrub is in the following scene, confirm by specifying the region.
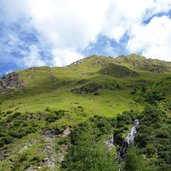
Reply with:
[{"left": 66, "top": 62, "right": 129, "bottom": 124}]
[
  {"left": 6, "top": 110, "right": 13, "bottom": 114},
  {"left": 45, "top": 107, "right": 51, "bottom": 112},
  {"left": 12, "top": 112, "right": 21, "bottom": 118},
  {"left": 145, "top": 144, "right": 157, "bottom": 157},
  {"left": 1, "top": 135, "right": 13, "bottom": 144}
]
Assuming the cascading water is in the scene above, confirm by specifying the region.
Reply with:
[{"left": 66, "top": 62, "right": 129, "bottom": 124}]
[{"left": 117, "top": 119, "right": 140, "bottom": 160}]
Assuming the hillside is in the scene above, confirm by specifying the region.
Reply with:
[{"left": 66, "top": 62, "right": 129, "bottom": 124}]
[{"left": 0, "top": 54, "right": 171, "bottom": 170}]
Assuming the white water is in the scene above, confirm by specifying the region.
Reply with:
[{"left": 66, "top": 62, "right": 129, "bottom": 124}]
[
  {"left": 124, "top": 119, "right": 139, "bottom": 144},
  {"left": 118, "top": 119, "right": 140, "bottom": 159}
]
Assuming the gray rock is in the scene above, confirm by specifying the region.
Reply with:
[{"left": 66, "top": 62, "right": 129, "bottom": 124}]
[
  {"left": 0, "top": 72, "right": 23, "bottom": 92},
  {"left": 42, "top": 157, "right": 49, "bottom": 163}
]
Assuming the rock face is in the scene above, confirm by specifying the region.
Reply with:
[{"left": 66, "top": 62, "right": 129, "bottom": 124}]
[{"left": 0, "top": 72, "right": 23, "bottom": 92}]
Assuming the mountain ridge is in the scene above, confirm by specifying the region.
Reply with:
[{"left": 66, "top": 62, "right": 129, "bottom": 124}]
[{"left": 1, "top": 54, "right": 171, "bottom": 80}]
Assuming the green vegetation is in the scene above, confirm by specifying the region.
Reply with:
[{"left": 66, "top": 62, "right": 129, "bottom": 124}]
[
  {"left": 61, "top": 116, "right": 118, "bottom": 171},
  {"left": 61, "top": 103, "right": 171, "bottom": 171},
  {"left": 124, "top": 147, "right": 156, "bottom": 171},
  {"left": 135, "top": 105, "right": 171, "bottom": 170},
  {"left": 0, "top": 54, "right": 171, "bottom": 170}
]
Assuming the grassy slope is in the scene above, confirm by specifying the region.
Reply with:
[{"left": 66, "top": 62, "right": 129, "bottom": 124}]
[
  {"left": 1, "top": 55, "right": 171, "bottom": 126},
  {"left": 0, "top": 54, "right": 171, "bottom": 170}
]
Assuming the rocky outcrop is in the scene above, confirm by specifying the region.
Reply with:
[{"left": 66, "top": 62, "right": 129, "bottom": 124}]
[
  {"left": 71, "top": 59, "right": 83, "bottom": 65},
  {"left": 41, "top": 128, "right": 63, "bottom": 137},
  {"left": 41, "top": 127, "right": 71, "bottom": 170},
  {"left": 99, "top": 64, "right": 139, "bottom": 78},
  {"left": 0, "top": 72, "right": 23, "bottom": 92},
  {"left": 71, "top": 83, "right": 101, "bottom": 95},
  {"left": 150, "top": 65, "right": 167, "bottom": 73},
  {"left": 76, "top": 79, "right": 87, "bottom": 85}
]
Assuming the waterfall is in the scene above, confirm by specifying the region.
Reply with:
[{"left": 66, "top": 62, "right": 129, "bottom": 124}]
[{"left": 117, "top": 119, "right": 140, "bottom": 160}]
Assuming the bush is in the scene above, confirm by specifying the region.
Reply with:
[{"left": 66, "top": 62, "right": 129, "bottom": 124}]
[
  {"left": 144, "top": 91, "right": 165, "bottom": 104},
  {"left": 62, "top": 117, "right": 118, "bottom": 171},
  {"left": 135, "top": 105, "right": 171, "bottom": 170},
  {"left": 45, "top": 110, "right": 65, "bottom": 123},
  {"left": 12, "top": 112, "right": 21, "bottom": 118},
  {"left": 145, "top": 144, "right": 157, "bottom": 157},
  {"left": 6, "top": 110, "right": 13, "bottom": 114},
  {"left": 45, "top": 107, "right": 51, "bottom": 112},
  {"left": 1, "top": 135, "right": 13, "bottom": 144},
  {"left": 124, "top": 147, "right": 155, "bottom": 171}
]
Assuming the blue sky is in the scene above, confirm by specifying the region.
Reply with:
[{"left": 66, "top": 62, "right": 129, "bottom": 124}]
[{"left": 0, "top": 0, "right": 171, "bottom": 76}]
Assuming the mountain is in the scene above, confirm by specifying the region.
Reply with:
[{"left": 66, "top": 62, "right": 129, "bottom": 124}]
[
  {"left": 0, "top": 54, "right": 171, "bottom": 170},
  {"left": 114, "top": 53, "right": 171, "bottom": 73}
]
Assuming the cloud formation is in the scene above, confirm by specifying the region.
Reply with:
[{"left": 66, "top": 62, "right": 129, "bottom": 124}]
[
  {"left": 127, "top": 16, "right": 171, "bottom": 61},
  {"left": 0, "top": 0, "right": 171, "bottom": 74}
]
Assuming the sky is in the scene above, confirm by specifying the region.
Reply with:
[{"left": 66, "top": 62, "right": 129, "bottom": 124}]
[{"left": 0, "top": 0, "right": 171, "bottom": 76}]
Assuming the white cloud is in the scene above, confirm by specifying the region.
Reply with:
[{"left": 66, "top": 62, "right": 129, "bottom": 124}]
[
  {"left": 28, "top": 0, "right": 109, "bottom": 47},
  {"left": 52, "top": 48, "right": 84, "bottom": 66},
  {"left": 1, "top": 0, "right": 114, "bottom": 65},
  {"left": 127, "top": 16, "right": 171, "bottom": 61},
  {"left": 1, "top": 0, "right": 171, "bottom": 68},
  {"left": 102, "top": 0, "right": 154, "bottom": 41},
  {"left": 21, "top": 45, "right": 46, "bottom": 67}
]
